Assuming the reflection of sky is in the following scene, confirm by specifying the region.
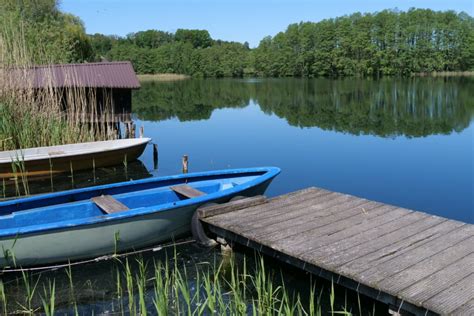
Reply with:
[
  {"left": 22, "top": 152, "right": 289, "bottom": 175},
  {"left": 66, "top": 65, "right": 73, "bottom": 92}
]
[{"left": 137, "top": 102, "right": 474, "bottom": 223}]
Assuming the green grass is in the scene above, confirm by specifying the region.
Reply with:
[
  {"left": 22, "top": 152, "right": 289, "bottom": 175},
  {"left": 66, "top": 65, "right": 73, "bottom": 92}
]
[{"left": 0, "top": 249, "right": 377, "bottom": 315}]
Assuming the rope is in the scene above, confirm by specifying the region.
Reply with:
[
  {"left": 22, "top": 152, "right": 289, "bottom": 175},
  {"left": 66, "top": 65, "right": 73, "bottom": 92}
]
[{"left": 0, "top": 239, "right": 197, "bottom": 274}]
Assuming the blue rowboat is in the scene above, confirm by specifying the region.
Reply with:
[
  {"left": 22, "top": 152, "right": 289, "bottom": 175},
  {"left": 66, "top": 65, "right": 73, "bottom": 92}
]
[{"left": 0, "top": 167, "right": 280, "bottom": 267}]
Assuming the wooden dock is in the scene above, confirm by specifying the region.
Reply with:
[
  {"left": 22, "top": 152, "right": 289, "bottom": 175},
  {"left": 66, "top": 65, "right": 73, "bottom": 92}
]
[{"left": 199, "top": 187, "right": 474, "bottom": 315}]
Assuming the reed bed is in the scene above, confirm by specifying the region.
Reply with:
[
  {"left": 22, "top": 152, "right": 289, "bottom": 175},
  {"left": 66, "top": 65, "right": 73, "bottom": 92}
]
[
  {"left": 0, "top": 16, "right": 116, "bottom": 152},
  {"left": 0, "top": 249, "right": 374, "bottom": 315}
]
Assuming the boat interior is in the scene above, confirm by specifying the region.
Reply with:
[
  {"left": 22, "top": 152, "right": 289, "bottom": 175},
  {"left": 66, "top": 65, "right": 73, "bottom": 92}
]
[{"left": 0, "top": 173, "right": 263, "bottom": 230}]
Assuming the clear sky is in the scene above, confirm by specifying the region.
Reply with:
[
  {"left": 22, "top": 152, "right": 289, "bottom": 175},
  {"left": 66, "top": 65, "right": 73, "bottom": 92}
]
[{"left": 61, "top": 0, "right": 473, "bottom": 47}]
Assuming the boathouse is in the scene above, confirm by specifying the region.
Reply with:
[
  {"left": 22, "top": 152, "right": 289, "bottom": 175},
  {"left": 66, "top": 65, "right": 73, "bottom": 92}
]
[{"left": 6, "top": 61, "right": 140, "bottom": 117}]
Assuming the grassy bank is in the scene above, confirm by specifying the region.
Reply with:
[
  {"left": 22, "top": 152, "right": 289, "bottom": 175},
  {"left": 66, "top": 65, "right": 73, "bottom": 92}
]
[
  {"left": 0, "top": 247, "right": 375, "bottom": 315},
  {"left": 137, "top": 73, "right": 191, "bottom": 82}
]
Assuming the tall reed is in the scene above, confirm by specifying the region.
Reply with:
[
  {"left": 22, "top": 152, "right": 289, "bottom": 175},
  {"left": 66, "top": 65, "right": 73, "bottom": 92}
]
[
  {"left": 0, "top": 251, "right": 377, "bottom": 315},
  {"left": 0, "top": 15, "right": 117, "bottom": 152}
]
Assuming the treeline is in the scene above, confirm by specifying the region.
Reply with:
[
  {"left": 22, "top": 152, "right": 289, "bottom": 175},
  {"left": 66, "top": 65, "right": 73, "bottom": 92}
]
[
  {"left": 1, "top": 2, "right": 473, "bottom": 77},
  {"left": 254, "top": 10, "right": 474, "bottom": 77},
  {"left": 89, "top": 29, "right": 252, "bottom": 77},
  {"left": 0, "top": 0, "right": 93, "bottom": 64}
]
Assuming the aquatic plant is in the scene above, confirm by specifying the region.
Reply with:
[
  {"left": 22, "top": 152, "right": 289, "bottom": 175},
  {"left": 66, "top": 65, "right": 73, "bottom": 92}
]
[{"left": 0, "top": 248, "right": 377, "bottom": 315}]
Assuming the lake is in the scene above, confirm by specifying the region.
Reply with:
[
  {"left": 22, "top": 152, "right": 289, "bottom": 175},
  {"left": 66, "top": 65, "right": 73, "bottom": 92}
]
[
  {"left": 133, "top": 77, "right": 473, "bottom": 223},
  {"left": 3, "top": 77, "right": 472, "bottom": 314}
]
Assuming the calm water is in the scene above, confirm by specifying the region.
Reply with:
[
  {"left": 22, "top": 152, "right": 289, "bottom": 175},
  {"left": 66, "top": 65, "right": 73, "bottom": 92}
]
[
  {"left": 133, "top": 77, "right": 473, "bottom": 223},
  {"left": 4, "top": 77, "right": 473, "bottom": 314}
]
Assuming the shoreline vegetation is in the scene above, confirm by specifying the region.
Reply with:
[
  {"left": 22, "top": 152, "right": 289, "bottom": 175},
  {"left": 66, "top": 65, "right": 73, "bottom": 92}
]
[
  {"left": 90, "top": 9, "right": 474, "bottom": 78},
  {"left": 0, "top": 246, "right": 376, "bottom": 315},
  {"left": 413, "top": 71, "right": 474, "bottom": 76},
  {"left": 0, "top": 1, "right": 117, "bottom": 152},
  {"left": 137, "top": 70, "right": 474, "bottom": 81},
  {"left": 137, "top": 73, "right": 190, "bottom": 81},
  {"left": 2, "top": 3, "right": 472, "bottom": 80}
]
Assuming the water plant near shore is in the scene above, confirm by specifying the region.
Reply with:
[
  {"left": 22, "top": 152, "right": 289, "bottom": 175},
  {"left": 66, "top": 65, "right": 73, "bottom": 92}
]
[{"left": 0, "top": 247, "right": 376, "bottom": 315}]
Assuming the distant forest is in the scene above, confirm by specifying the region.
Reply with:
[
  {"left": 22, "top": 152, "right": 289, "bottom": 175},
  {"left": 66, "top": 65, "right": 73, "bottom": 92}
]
[{"left": 2, "top": 1, "right": 473, "bottom": 77}]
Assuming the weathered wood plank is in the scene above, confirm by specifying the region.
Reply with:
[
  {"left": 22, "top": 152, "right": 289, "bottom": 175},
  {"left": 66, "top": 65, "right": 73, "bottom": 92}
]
[
  {"left": 399, "top": 253, "right": 474, "bottom": 306},
  {"left": 422, "top": 272, "right": 474, "bottom": 314},
  {"left": 358, "top": 225, "right": 474, "bottom": 286},
  {"left": 256, "top": 203, "right": 392, "bottom": 245},
  {"left": 205, "top": 188, "right": 332, "bottom": 227},
  {"left": 234, "top": 193, "right": 359, "bottom": 234},
  {"left": 377, "top": 236, "right": 474, "bottom": 294},
  {"left": 452, "top": 298, "right": 474, "bottom": 315},
  {"left": 249, "top": 198, "right": 375, "bottom": 240},
  {"left": 299, "top": 211, "right": 430, "bottom": 268},
  {"left": 198, "top": 196, "right": 267, "bottom": 218},
  {"left": 311, "top": 215, "right": 446, "bottom": 268},
  {"left": 92, "top": 195, "right": 129, "bottom": 214},
  {"left": 276, "top": 206, "right": 405, "bottom": 256},
  {"left": 170, "top": 184, "right": 205, "bottom": 198},
  {"left": 338, "top": 220, "right": 464, "bottom": 277}
]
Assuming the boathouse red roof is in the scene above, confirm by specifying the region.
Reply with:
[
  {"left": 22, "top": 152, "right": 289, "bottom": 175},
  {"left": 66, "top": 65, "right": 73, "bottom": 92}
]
[{"left": 5, "top": 61, "right": 141, "bottom": 89}]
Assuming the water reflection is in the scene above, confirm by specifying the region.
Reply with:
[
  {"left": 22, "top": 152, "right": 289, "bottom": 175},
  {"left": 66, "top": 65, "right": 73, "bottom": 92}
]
[
  {"left": 133, "top": 77, "right": 474, "bottom": 137},
  {"left": 1, "top": 160, "right": 152, "bottom": 199}
]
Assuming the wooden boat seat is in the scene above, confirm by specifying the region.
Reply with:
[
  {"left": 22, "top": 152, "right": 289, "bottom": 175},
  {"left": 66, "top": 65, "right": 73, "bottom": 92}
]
[
  {"left": 92, "top": 195, "right": 129, "bottom": 214},
  {"left": 170, "top": 185, "right": 206, "bottom": 199}
]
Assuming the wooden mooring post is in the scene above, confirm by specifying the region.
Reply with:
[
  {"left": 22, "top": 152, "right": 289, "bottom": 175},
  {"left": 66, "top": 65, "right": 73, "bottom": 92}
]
[
  {"left": 153, "top": 143, "right": 158, "bottom": 170},
  {"left": 198, "top": 187, "right": 474, "bottom": 315},
  {"left": 182, "top": 155, "right": 189, "bottom": 173}
]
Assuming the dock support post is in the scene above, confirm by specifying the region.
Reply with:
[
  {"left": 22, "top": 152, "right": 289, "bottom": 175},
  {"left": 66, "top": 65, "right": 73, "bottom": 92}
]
[
  {"left": 182, "top": 155, "right": 189, "bottom": 173},
  {"left": 217, "top": 237, "right": 233, "bottom": 254}
]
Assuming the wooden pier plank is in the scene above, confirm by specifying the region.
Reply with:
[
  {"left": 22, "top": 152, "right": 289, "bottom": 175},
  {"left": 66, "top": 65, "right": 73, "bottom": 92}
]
[
  {"left": 198, "top": 195, "right": 267, "bottom": 218},
  {"left": 236, "top": 193, "right": 360, "bottom": 233},
  {"left": 214, "top": 189, "right": 334, "bottom": 227},
  {"left": 452, "top": 298, "right": 474, "bottom": 315},
  {"left": 260, "top": 203, "right": 393, "bottom": 244},
  {"left": 399, "top": 254, "right": 474, "bottom": 305},
  {"left": 312, "top": 215, "right": 446, "bottom": 268},
  {"left": 205, "top": 188, "right": 328, "bottom": 227},
  {"left": 358, "top": 225, "right": 474, "bottom": 286},
  {"left": 284, "top": 206, "right": 406, "bottom": 256},
  {"left": 200, "top": 187, "right": 474, "bottom": 315},
  {"left": 376, "top": 236, "right": 473, "bottom": 294},
  {"left": 250, "top": 199, "right": 376, "bottom": 240},
  {"left": 338, "top": 220, "right": 464, "bottom": 277},
  {"left": 423, "top": 272, "right": 474, "bottom": 314}
]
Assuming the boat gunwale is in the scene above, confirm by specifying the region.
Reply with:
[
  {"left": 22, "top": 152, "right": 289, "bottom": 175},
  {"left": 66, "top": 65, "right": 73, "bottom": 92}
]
[
  {"left": 0, "top": 167, "right": 280, "bottom": 238},
  {"left": 0, "top": 138, "right": 152, "bottom": 164}
]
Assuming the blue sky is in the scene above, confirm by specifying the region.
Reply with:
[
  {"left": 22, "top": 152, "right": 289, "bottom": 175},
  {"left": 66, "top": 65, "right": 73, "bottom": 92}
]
[{"left": 61, "top": 0, "right": 473, "bottom": 47}]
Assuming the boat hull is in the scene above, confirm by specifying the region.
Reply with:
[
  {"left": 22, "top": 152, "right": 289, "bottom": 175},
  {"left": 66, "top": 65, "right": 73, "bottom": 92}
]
[
  {"left": 0, "top": 180, "right": 271, "bottom": 267},
  {"left": 0, "top": 139, "right": 149, "bottom": 179}
]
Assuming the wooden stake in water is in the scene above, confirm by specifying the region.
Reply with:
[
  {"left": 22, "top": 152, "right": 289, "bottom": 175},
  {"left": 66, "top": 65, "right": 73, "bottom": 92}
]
[
  {"left": 123, "top": 154, "right": 128, "bottom": 179},
  {"left": 153, "top": 143, "right": 158, "bottom": 170},
  {"left": 182, "top": 155, "right": 189, "bottom": 174},
  {"left": 70, "top": 161, "right": 75, "bottom": 189},
  {"left": 49, "top": 158, "right": 54, "bottom": 192},
  {"left": 92, "top": 157, "right": 96, "bottom": 184}
]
